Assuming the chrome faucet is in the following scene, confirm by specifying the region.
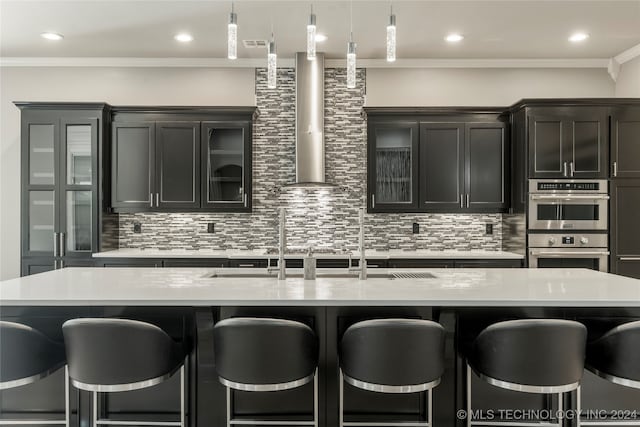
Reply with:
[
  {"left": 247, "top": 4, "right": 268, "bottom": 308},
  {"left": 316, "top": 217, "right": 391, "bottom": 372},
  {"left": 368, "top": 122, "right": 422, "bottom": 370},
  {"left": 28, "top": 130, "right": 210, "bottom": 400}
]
[{"left": 277, "top": 207, "right": 286, "bottom": 280}]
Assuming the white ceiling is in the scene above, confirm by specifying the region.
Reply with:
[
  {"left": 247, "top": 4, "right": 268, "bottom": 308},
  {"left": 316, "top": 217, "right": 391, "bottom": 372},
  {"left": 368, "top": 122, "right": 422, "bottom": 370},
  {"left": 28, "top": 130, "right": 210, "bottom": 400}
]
[{"left": 1, "top": 0, "right": 639, "bottom": 61}]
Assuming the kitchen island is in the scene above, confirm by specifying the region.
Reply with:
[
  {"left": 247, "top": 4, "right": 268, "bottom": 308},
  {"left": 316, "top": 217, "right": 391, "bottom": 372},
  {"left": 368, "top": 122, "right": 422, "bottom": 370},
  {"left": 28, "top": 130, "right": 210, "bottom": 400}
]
[{"left": 2, "top": 267, "right": 640, "bottom": 427}]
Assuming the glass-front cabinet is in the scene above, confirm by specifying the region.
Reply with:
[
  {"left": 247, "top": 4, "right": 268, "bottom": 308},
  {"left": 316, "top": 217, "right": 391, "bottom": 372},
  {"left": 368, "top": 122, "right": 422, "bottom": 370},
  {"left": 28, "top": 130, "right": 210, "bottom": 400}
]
[
  {"left": 367, "top": 121, "right": 419, "bottom": 212},
  {"left": 201, "top": 121, "right": 252, "bottom": 211},
  {"left": 18, "top": 104, "right": 105, "bottom": 275}
]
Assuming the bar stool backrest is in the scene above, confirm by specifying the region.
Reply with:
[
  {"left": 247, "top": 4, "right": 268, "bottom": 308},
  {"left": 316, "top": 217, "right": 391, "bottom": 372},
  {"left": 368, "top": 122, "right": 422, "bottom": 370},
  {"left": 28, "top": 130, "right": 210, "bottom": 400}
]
[
  {"left": 0, "top": 321, "right": 66, "bottom": 389},
  {"left": 62, "top": 318, "right": 181, "bottom": 388}
]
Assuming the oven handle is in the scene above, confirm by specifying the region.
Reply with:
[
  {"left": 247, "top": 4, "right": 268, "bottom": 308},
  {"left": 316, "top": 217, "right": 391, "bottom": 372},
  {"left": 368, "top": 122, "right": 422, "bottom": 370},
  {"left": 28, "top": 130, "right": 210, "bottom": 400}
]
[
  {"left": 529, "top": 194, "right": 610, "bottom": 200},
  {"left": 529, "top": 250, "right": 610, "bottom": 257}
]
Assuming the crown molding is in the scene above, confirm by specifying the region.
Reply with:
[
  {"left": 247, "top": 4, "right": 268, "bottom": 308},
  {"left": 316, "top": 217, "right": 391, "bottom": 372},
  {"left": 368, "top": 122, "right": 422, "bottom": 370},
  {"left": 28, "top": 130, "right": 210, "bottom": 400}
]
[
  {"left": 614, "top": 43, "right": 640, "bottom": 65},
  {"left": 0, "top": 56, "right": 610, "bottom": 69}
]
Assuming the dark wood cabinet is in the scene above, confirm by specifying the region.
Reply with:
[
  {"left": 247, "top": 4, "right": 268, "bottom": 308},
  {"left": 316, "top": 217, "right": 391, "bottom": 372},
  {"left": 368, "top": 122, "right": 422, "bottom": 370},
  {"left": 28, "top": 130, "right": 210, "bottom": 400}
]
[
  {"left": 156, "top": 121, "right": 200, "bottom": 209},
  {"left": 527, "top": 107, "right": 608, "bottom": 179},
  {"left": 17, "top": 103, "right": 108, "bottom": 276},
  {"left": 611, "top": 106, "right": 640, "bottom": 178},
  {"left": 110, "top": 108, "right": 254, "bottom": 213},
  {"left": 367, "top": 121, "right": 420, "bottom": 212},
  {"left": 419, "top": 123, "right": 465, "bottom": 212},
  {"left": 610, "top": 179, "right": 640, "bottom": 278},
  {"left": 201, "top": 121, "right": 252, "bottom": 211},
  {"left": 111, "top": 121, "right": 155, "bottom": 210},
  {"left": 366, "top": 110, "right": 508, "bottom": 214}
]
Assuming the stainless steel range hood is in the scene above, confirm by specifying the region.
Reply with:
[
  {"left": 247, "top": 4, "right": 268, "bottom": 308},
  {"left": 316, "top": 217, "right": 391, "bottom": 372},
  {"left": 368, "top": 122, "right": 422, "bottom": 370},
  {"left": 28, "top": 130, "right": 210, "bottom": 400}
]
[{"left": 291, "top": 52, "right": 331, "bottom": 187}]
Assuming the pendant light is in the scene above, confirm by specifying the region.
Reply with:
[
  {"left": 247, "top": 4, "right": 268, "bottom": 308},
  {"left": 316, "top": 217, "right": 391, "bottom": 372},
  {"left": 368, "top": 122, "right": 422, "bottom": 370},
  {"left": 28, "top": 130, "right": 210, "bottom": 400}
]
[
  {"left": 227, "top": 1, "right": 238, "bottom": 60},
  {"left": 346, "top": 1, "right": 356, "bottom": 88},
  {"left": 386, "top": 4, "right": 396, "bottom": 62},
  {"left": 267, "top": 32, "right": 277, "bottom": 89},
  {"left": 307, "top": 4, "right": 317, "bottom": 60}
]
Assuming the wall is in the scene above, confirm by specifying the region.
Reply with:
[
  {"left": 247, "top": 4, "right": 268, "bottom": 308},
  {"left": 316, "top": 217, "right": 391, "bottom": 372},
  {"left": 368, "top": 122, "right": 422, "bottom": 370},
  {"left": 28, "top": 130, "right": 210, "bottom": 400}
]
[
  {"left": 616, "top": 56, "right": 640, "bottom": 97},
  {"left": 365, "top": 68, "right": 615, "bottom": 106},
  {"left": 0, "top": 67, "right": 255, "bottom": 280},
  {"left": 119, "top": 68, "right": 504, "bottom": 253}
]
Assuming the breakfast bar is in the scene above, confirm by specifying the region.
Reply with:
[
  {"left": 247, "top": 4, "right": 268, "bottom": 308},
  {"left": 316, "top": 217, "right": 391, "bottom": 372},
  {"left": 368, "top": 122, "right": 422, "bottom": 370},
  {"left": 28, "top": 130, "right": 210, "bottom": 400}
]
[{"left": 2, "top": 267, "right": 640, "bottom": 427}]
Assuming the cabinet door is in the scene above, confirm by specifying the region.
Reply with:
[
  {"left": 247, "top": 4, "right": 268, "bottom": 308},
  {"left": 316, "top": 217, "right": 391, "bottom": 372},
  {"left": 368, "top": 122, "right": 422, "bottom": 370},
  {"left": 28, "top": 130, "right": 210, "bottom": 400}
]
[
  {"left": 611, "top": 106, "right": 640, "bottom": 178},
  {"left": 21, "top": 257, "right": 56, "bottom": 276},
  {"left": 528, "top": 113, "right": 565, "bottom": 178},
  {"left": 566, "top": 109, "right": 608, "bottom": 178},
  {"left": 60, "top": 119, "right": 98, "bottom": 257},
  {"left": 610, "top": 179, "right": 640, "bottom": 278},
  {"left": 368, "top": 122, "right": 419, "bottom": 212},
  {"left": 21, "top": 114, "right": 59, "bottom": 257},
  {"left": 201, "top": 121, "right": 252, "bottom": 211},
  {"left": 419, "top": 123, "right": 465, "bottom": 212},
  {"left": 465, "top": 122, "right": 508, "bottom": 212},
  {"left": 111, "top": 122, "right": 155, "bottom": 210},
  {"left": 156, "top": 122, "right": 200, "bottom": 209}
]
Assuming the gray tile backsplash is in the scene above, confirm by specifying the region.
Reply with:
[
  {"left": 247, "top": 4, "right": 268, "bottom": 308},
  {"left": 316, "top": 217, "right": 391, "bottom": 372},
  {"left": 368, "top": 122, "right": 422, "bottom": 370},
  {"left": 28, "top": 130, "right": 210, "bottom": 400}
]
[{"left": 117, "top": 68, "right": 504, "bottom": 252}]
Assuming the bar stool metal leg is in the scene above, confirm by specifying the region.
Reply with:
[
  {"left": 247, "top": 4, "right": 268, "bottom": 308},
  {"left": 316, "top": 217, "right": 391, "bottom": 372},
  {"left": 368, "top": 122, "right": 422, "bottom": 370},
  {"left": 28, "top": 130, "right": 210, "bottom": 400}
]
[
  {"left": 92, "top": 360, "right": 187, "bottom": 427},
  {"left": 0, "top": 366, "right": 70, "bottom": 426},
  {"left": 225, "top": 368, "right": 318, "bottom": 427}
]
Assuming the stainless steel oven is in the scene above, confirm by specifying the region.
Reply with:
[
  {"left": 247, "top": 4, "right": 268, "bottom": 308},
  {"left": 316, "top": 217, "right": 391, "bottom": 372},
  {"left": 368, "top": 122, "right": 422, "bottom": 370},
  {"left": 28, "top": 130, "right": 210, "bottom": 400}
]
[
  {"left": 528, "top": 233, "right": 609, "bottom": 272},
  {"left": 528, "top": 179, "right": 609, "bottom": 231}
]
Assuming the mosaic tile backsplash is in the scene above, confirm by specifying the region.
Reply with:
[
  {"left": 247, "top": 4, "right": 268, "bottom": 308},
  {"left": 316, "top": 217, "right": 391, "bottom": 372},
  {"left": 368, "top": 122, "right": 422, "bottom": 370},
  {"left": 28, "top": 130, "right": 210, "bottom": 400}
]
[{"left": 117, "top": 68, "right": 505, "bottom": 252}]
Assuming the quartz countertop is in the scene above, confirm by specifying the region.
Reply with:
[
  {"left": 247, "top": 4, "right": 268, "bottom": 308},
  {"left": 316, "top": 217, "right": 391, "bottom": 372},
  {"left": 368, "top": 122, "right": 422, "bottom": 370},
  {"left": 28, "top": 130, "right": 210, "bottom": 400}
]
[
  {"left": 1, "top": 267, "right": 638, "bottom": 307},
  {"left": 92, "top": 248, "right": 525, "bottom": 260}
]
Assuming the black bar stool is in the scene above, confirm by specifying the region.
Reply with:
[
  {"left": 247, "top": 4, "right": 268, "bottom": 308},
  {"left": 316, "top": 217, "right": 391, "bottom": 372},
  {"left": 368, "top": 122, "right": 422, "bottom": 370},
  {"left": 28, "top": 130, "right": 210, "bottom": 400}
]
[
  {"left": 465, "top": 319, "right": 587, "bottom": 427},
  {"left": 213, "top": 317, "right": 319, "bottom": 427},
  {"left": 62, "top": 318, "right": 187, "bottom": 427},
  {"left": 338, "top": 319, "right": 446, "bottom": 427},
  {"left": 0, "top": 321, "right": 68, "bottom": 426},
  {"left": 578, "top": 320, "right": 640, "bottom": 426}
]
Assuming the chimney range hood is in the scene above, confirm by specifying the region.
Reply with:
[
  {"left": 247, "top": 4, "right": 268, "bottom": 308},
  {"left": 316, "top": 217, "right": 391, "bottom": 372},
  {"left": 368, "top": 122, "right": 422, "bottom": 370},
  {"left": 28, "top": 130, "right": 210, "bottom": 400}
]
[{"left": 288, "top": 52, "right": 333, "bottom": 187}]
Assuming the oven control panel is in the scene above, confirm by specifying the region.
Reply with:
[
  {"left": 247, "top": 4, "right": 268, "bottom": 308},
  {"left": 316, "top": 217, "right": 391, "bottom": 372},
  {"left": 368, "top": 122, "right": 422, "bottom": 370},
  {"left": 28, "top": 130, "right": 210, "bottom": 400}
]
[
  {"left": 529, "top": 179, "right": 608, "bottom": 194},
  {"left": 528, "top": 233, "right": 608, "bottom": 248}
]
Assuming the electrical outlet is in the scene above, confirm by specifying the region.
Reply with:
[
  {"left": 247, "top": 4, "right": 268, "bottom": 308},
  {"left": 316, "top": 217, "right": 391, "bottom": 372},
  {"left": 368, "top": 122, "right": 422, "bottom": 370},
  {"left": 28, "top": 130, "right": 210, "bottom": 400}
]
[
  {"left": 412, "top": 222, "right": 419, "bottom": 234},
  {"left": 133, "top": 223, "right": 142, "bottom": 234},
  {"left": 485, "top": 223, "right": 493, "bottom": 235},
  {"left": 207, "top": 223, "right": 215, "bottom": 233}
]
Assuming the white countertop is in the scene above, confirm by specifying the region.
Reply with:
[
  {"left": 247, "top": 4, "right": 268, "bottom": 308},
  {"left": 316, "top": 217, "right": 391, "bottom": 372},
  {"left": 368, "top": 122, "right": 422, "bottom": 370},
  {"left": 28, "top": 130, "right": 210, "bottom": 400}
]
[
  {"left": 1, "top": 267, "right": 638, "bottom": 307},
  {"left": 92, "top": 248, "right": 525, "bottom": 260}
]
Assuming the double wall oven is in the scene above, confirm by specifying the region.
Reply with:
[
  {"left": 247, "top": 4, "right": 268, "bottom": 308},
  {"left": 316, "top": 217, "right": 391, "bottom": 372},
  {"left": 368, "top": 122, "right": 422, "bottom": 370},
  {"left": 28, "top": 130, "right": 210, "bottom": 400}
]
[{"left": 528, "top": 179, "right": 610, "bottom": 272}]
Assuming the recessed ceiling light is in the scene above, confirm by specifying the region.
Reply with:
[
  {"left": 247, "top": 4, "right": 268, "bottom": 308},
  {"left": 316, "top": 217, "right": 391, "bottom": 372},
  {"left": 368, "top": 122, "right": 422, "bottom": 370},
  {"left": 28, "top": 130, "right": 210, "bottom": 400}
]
[
  {"left": 569, "top": 32, "right": 589, "bottom": 43},
  {"left": 445, "top": 33, "right": 464, "bottom": 43},
  {"left": 315, "top": 34, "right": 327, "bottom": 42},
  {"left": 41, "top": 32, "right": 64, "bottom": 41},
  {"left": 174, "top": 33, "right": 193, "bottom": 43}
]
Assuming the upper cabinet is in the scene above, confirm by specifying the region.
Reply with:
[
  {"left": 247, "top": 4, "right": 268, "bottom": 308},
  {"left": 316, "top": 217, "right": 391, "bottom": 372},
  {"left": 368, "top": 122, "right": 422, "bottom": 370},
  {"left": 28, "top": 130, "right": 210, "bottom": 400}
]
[
  {"left": 367, "top": 121, "right": 419, "bottom": 212},
  {"left": 611, "top": 106, "right": 640, "bottom": 178},
  {"left": 366, "top": 110, "right": 508, "bottom": 214},
  {"left": 109, "top": 108, "right": 255, "bottom": 213},
  {"left": 17, "top": 102, "right": 108, "bottom": 274},
  {"left": 527, "top": 106, "right": 608, "bottom": 179}
]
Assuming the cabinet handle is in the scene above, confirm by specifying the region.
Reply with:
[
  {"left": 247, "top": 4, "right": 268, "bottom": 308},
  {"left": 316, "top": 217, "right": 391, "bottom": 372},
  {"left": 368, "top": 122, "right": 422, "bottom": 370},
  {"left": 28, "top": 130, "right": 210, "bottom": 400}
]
[
  {"left": 570, "top": 161, "right": 575, "bottom": 177},
  {"left": 238, "top": 263, "right": 255, "bottom": 267},
  {"left": 53, "top": 232, "right": 59, "bottom": 257},
  {"left": 371, "top": 194, "right": 375, "bottom": 208},
  {"left": 150, "top": 193, "right": 153, "bottom": 208},
  {"left": 59, "top": 233, "right": 65, "bottom": 257},
  {"left": 613, "top": 161, "right": 618, "bottom": 177},
  {"left": 563, "top": 162, "right": 568, "bottom": 177},
  {"left": 619, "top": 257, "right": 640, "bottom": 261},
  {"left": 156, "top": 193, "right": 159, "bottom": 207},
  {"left": 466, "top": 194, "right": 470, "bottom": 208},
  {"left": 244, "top": 193, "right": 248, "bottom": 208},
  {"left": 459, "top": 194, "right": 464, "bottom": 208}
]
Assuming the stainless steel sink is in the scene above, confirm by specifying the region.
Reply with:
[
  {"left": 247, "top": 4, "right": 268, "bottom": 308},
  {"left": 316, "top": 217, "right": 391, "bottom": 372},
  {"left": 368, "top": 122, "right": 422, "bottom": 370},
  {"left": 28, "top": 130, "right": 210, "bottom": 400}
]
[{"left": 201, "top": 271, "right": 437, "bottom": 280}]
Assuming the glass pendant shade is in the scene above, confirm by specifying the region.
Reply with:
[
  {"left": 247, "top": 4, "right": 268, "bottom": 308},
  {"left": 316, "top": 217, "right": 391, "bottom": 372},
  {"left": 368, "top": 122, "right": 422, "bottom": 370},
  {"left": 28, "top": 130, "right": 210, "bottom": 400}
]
[
  {"left": 386, "top": 14, "right": 396, "bottom": 62},
  {"left": 307, "top": 13, "right": 317, "bottom": 60},
  {"left": 228, "top": 12, "right": 237, "bottom": 60},
  {"left": 346, "top": 40, "right": 356, "bottom": 89},
  {"left": 267, "top": 39, "right": 277, "bottom": 89}
]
